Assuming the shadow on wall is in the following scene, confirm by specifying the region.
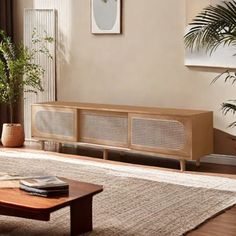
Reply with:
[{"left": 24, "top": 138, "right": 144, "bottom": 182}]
[{"left": 214, "top": 128, "right": 236, "bottom": 156}]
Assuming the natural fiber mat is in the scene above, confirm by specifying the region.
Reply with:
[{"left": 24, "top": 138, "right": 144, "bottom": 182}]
[{"left": 0, "top": 150, "right": 236, "bottom": 236}]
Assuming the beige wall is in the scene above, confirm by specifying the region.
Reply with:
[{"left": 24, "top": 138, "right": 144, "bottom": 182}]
[{"left": 13, "top": 0, "right": 236, "bottom": 136}]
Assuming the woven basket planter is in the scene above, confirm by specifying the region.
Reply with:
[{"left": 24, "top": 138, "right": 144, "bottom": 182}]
[{"left": 1, "top": 123, "right": 25, "bottom": 147}]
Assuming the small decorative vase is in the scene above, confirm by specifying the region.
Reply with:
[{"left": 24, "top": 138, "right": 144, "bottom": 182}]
[{"left": 1, "top": 123, "right": 25, "bottom": 147}]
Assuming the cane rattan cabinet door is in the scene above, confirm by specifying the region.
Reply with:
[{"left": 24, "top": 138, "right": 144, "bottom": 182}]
[
  {"left": 32, "top": 105, "right": 78, "bottom": 141},
  {"left": 130, "top": 114, "right": 191, "bottom": 158},
  {"left": 79, "top": 110, "right": 128, "bottom": 147}
]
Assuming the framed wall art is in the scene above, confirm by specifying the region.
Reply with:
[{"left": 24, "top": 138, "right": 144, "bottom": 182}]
[
  {"left": 185, "top": 0, "right": 236, "bottom": 68},
  {"left": 91, "top": 0, "right": 121, "bottom": 34}
]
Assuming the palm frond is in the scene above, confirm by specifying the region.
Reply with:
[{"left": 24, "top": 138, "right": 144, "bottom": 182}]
[
  {"left": 222, "top": 101, "right": 236, "bottom": 115},
  {"left": 212, "top": 70, "right": 236, "bottom": 84},
  {"left": 184, "top": 1, "right": 236, "bottom": 53},
  {"left": 185, "top": 1, "right": 236, "bottom": 129},
  {"left": 221, "top": 101, "right": 236, "bottom": 127}
]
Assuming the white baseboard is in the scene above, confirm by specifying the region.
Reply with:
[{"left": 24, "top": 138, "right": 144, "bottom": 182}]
[{"left": 201, "top": 154, "right": 236, "bottom": 166}]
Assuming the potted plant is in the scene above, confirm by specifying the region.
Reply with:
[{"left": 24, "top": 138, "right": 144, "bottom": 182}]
[
  {"left": 184, "top": 1, "right": 236, "bottom": 127},
  {"left": 0, "top": 29, "right": 53, "bottom": 147}
]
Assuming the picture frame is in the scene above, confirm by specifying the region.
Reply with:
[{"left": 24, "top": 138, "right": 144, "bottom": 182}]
[
  {"left": 185, "top": 0, "right": 236, "bottom": 68},
  {"left": 91, "top": 0, "right": 121, "bottom": 34}
]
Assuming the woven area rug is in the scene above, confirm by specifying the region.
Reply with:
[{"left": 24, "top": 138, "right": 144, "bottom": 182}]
[{"left": 0, "top": 150, "right": 236, "bottom": 236}]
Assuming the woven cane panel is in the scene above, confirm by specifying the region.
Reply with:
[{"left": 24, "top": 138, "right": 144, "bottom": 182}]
[
  {"left": 35, "top": 110, "right": 75, "bottom": 137},
  {"left": 80, "top": 112, "right": 128, "bottom": 145},
  {"left": 131, "top": 117, "right": 186, "bottom": 150}
]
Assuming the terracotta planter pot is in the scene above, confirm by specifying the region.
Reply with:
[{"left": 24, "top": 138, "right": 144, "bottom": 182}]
[{"left": 1, "top": 123, "right": 25, "bottom": 147}]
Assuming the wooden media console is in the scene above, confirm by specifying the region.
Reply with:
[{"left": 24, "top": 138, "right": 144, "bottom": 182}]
[{"left": 31, "top": 102, "right": 213, "bottom": 171}]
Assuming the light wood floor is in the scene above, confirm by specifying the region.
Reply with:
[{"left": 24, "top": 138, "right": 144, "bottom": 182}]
[{"left": 20, "top": 142, "right": 236, "bottom": 236}]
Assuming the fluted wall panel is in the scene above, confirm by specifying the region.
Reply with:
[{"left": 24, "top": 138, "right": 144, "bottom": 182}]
[{"left": 24, "top": 9, "right": 56, "bottom": 139}]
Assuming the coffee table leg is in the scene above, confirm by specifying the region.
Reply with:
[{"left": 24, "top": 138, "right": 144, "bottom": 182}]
[{"left": 70, "top": 196, "right": 93, "bottom": 236}]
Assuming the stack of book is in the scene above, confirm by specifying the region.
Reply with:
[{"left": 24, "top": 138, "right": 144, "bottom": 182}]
[{"left": 19, "top": 176, "right": 69, "bottom": 197}]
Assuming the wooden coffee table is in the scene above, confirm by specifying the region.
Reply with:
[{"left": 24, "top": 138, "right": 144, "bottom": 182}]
[{"left": 0, "top": 178, "right": 103, "bottom": 236}]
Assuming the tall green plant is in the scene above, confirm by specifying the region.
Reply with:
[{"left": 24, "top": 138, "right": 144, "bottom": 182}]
[
  {"left": 0, "top": 29, "right": 53, "bottom": 123},
  {"left": 184, "top": 0, "right": 236, "bottom": 127}
]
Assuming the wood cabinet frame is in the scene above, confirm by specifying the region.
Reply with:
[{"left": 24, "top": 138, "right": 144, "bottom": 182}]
[{"left": 31, "top": 102, "right": 214, "bottom": 171}]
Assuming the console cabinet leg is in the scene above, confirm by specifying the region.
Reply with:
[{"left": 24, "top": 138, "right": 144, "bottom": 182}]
[
  {"left": 57, "top": 142, "right": 62, "bottom": 153},
  {"left": 196, "top": 159, "right": 200, "bottom": 167},
  {"left": 40, "top": 141, "right": 45, "bottom": 151},
  {"left": 103, "top": 149, "right": 108, "bottom": 160},
  {"left": 180, "top": 160, "right": 186, "bottom": 172}
]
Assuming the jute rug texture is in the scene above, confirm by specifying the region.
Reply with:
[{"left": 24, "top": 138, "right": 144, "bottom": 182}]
[{"left": 0, "top": 150, "right": 236, "bottom": 236}]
